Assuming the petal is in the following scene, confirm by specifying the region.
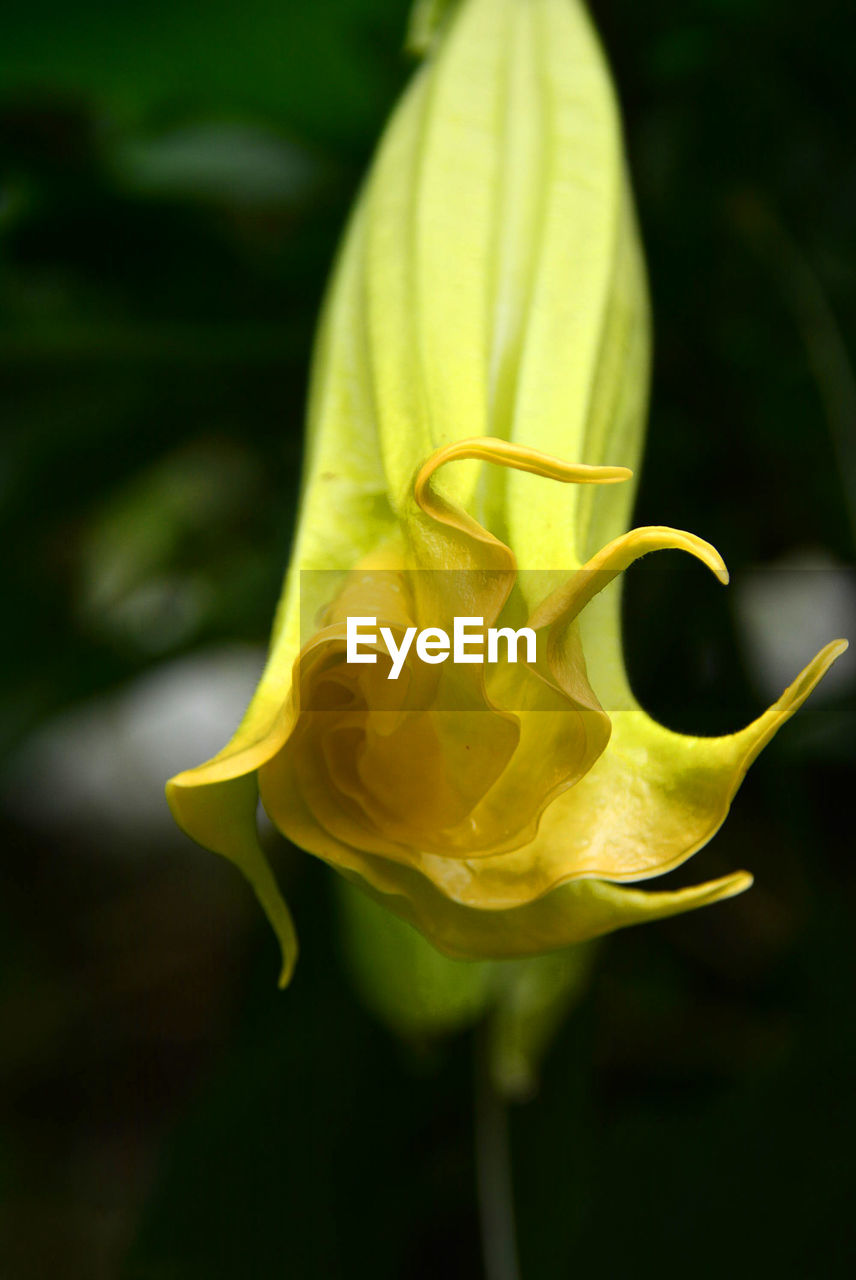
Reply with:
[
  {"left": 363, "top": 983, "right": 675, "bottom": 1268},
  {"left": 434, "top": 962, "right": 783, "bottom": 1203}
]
[
  {"left": 413, "top": 437, "right": 631, "bottom": 546},
  {"left": 340, "top": 862, "right": 753, "bottom": 962},
  {"left": 531, "top": 522, "right": 728, "bottom": 709},
  {"left": 168, "top": 0, "right": 651, "bottom": 909},
  {"left": 256, "top": 717, "right": 751, "bottom": 961},
  {"left": 261, "top": 657, "right": 607, "bottom": 864},
  {"left": 529, "top": 524, "right": 729, "bottom": 635},
  {"left": 259, "top": 443, "right": 628, "bottom": 863},
  {"left": 404, "top": 638, "right": 848, "bottom": 908},
  {"left": 407, "top": 435, "right": 630, "bottom": 595},
  {"left": 363, "top": 0, "right": 649, "bottom": 552},
  {"left": 165, "top": 772, "right": 297, "bottom": 986}
]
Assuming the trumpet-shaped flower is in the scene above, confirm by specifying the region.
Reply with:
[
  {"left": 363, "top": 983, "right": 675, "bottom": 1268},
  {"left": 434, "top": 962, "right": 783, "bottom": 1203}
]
[{"left": 166, "top": 0, "right": 846, "bottom": 986}]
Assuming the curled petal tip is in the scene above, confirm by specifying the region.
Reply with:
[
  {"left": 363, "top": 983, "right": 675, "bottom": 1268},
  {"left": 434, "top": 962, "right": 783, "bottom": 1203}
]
[
  {"left": 601, "top": 465, "right": 634, "bottom": 484},
  {"left": 553, "top": 462, "right": 632, "bottom": 486},
  {"left": 676, "top": 532, "right": 728, "bottom": 584},
  {"left": 703, "top": 541, "right": 729, "bottom": 584},
  {"left": 798, "top": 636, "right": 849, "bottom": 687},
  {"left": 796, "top": 637, "right": 849, "bottom": 693},
  {"left": 529, "top": 524, "right": 730, "bottom": 633},
  {"left": 720, "top": 869, "right": 754, "bottom": 899},
  {"left": 278, "top": 956, "right": 297, "bottom": 990},
  {"left": 734, "top": 635, "right": 851, "bottom": 774}
]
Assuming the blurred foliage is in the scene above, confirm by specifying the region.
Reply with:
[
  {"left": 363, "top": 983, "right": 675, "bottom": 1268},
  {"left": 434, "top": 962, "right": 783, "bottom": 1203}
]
[{"left": 0, "top": 0, "right": 854, "bottom": 1277}]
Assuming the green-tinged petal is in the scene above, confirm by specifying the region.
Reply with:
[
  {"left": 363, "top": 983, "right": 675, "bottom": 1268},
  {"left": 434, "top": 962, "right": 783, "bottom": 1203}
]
[
  {"left": 166, "top": 772, "right": 297, "bottom": 987},
  {"left": 496, "top": 0, "right": 650, "bottom": 568},
  {"left": 362, "top": 0, "right": 648, "bottom": 542},
  {"left": 169, "top": 0, "right": 652, "bottom": 800}
]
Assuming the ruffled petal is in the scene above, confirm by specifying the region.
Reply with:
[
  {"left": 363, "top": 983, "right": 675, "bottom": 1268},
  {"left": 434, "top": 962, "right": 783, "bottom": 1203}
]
[
  {"left": 398, "top": 639, "right": 848, "bottom": 911},
  {"left": 340, "top": 863, "right": 753, "bottom": 961}
]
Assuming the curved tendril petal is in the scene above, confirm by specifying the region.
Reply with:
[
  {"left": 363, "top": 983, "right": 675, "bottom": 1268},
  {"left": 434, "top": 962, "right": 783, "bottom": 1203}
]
[
  {"left": 414, "top": 436, "right": 631, "bottom": 535},
  {"left": 731, "top": 637, "right": 849, "bottom": 772},
  {"left": 528, "top": 524, "right": 729, "bottom": 637},
  {"left": 415, "top": 436, "right": 632, "bottom": 499}
]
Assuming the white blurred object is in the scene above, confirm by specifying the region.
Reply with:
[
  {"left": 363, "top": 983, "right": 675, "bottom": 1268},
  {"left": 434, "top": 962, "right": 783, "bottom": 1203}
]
[
  {"left": 734, "top": 550, "right": 855, "bottom": 703},
  {"left": 116, "top": 124, "right": 322, "bottom": 206},
  {"left": 4, "top": 645, "right": 266, "bottom": 849}
]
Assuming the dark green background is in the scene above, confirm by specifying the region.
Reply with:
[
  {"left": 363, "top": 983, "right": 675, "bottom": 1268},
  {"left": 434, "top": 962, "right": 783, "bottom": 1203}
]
[{"left": 1, "top": 1, "right": 854, "bottom": 1276}]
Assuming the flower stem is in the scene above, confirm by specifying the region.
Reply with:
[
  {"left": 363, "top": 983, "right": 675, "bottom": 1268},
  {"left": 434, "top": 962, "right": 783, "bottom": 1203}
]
[{"left": 474, "top": 1025, "right": 521, "bottom": 1280}]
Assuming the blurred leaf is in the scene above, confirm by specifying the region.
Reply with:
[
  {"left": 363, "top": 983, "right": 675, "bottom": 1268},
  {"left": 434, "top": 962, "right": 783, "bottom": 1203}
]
[
  {"left": 78, "top": 440, "right": 262, "bottom": 653},
  {"left": 488, "top": 945, "right": 597, "bottom": 1100},
  {"left": 0, "top": 0, "right": 412, "bottom": 146},
  {"left": 337, "top": 878, "right": 495, "bottom": 1036},
  {"left": 338, "top": 878, "right": 597, "bottom": 1100}
]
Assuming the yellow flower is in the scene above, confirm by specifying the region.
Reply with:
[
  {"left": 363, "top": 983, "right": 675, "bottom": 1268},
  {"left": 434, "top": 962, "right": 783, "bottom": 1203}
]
[{"left": 166, "top": 0, "right": 846, "bottom": 987}]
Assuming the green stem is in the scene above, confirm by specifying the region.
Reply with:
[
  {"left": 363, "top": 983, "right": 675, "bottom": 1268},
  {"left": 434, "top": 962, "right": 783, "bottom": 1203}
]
[{"left": 474, "top": 1025, "right": 521, "bottom": 1280}]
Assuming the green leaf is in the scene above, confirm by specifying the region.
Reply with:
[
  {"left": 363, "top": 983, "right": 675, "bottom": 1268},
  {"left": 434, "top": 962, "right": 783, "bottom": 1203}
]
[{"left": 337, "top": 877, "right": 495, "bottom": 1035}]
